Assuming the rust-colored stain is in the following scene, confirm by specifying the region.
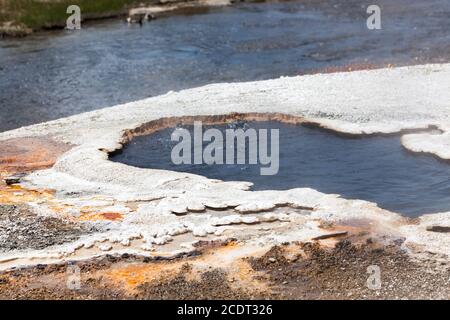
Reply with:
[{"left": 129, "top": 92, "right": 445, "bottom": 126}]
[
  {"left": 104, "top": 263, "right": 181, "bottom": 293},
  {"left": 0, "top": 137, "right": 72, "bottom": 174},
  {"left": 101, "top": 241, "right": 272, "bottom": 294},
  {"left": 101, "top": 212, "right": 123, "bottom": 220},
  {"left": 78, "top": 211, "right": 124, "bottom": 221},
  {"left": 0, "top": 183, "right": 55, "bottom": 204}
]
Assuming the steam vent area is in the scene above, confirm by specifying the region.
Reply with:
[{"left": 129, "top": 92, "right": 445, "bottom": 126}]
[{"left": 0, "top": 64, "right": 449, "bottom": 299}]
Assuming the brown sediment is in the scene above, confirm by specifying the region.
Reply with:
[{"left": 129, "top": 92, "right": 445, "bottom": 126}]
[
  {"left": 247, "top": 241, "right": 450, "bottom": 300},
  {"left": 0, "top": 240, "right": 271, "bottom": 299},
  {"left": 135, "top": 266, "right": 261, "bottom": 300},
  {"left": 0, "top": 137, "right": 73, "bottom": 175},
  {"left": 117, "top": 113, "right": 310, "bottom": 145},
  {"left": 0, "top": 236, "right": 447, "bottom": 300}
]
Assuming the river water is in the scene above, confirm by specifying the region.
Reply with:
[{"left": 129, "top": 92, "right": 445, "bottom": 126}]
[{"left": 0, "top": 0, "right": 449, "bottom": 132}]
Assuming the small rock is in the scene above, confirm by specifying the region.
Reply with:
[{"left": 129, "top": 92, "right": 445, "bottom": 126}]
[
  {"left": 268, "top": 257, "right": 277, "bottom": 263},
  {"left": 98, "top": 244, "right": 112, "bottom": 251},
  {"left": 426, "top": 225, "right": 450, "bottom": 233},
  {"left": 312, "top": 231, "right": 348, "bottom": 241},
  {"left": 4, "top": 175, "right": 22, "bottom": 185},
  {"left": 143, "top": 257, "right": 151, "bottom": 263},
  {"left": 141, "top": 244, "right": 155, "bottom": 251},
  {"left": 120, "top": 239, "right": 131, "bottom": 246}
]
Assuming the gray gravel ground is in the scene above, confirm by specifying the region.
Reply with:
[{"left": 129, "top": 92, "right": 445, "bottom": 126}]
[{"left": 0, "top": 204, "right": 96, "bottom": 251}]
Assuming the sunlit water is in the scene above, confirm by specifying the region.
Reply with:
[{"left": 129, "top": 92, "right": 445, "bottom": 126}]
[
  {"left": 0, "top": 0, "right": 450, "bottom": 131},
  {"left": 111, "top": 121, "right": 450, "bottom": 217}
]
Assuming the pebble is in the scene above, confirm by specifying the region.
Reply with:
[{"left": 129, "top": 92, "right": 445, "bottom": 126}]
[
  {"left": 98, "top": 244, "right": 112, "bottom": 251},
  {"left": 4, "top": 176, "right": 21, "bottom": 185}
]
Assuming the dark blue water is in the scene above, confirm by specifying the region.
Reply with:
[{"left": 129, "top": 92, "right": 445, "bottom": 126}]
[
  {"left": 111, "top": 121, "right": 450, "bottom": 217},
  {"left": 1, "top": 0, "right": 450, "bottom": 131}
]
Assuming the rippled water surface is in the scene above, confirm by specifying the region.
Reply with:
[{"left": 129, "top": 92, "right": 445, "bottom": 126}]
[
  {"left": 111, "top": 121, "right": 450, "bottom": 217},
  {"left": 1, "top": 0, "right": 450, "bottom": 131}
]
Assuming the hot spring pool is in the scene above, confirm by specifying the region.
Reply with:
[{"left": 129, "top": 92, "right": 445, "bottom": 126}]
[{"left": 111, "top": 121, "right": 450, "bottom": 217}]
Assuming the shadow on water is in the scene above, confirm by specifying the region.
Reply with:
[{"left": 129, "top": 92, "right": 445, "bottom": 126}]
[
  {"left": 0, "top": 0, "right": 450, "bottom": 131},
  {"left": 111, "top": 121, "right": 450, "bottom": 217}
]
